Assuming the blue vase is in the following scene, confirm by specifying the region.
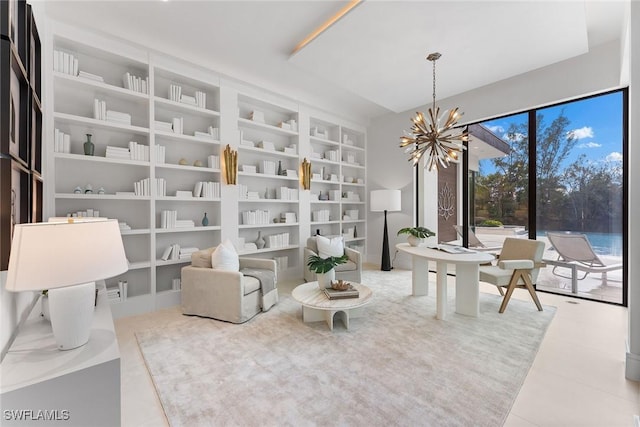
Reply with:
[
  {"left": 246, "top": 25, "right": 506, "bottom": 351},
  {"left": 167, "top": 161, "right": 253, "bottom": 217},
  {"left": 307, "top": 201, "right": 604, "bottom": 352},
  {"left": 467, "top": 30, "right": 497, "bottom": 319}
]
[{"left": 201, "top": 213, "right": 209, "bottom": 226}]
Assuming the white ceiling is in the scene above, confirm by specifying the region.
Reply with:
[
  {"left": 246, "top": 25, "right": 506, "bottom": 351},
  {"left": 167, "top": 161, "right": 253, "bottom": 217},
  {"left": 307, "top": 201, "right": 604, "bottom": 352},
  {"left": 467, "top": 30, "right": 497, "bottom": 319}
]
[{"left": 43, "top": 0, "right": 628, "bottom": 123}]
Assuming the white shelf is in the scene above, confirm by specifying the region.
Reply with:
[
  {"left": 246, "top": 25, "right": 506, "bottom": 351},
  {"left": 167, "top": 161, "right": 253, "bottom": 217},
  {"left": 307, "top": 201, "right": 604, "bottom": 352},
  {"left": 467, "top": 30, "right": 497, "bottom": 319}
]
[
  {"left": 121, "top": 228, "right": 151, "bottom": 235},
  {"left": 341, "top": 219, "right": 365, "bottom": 224},
  {"left": 155, "top": 226, "right": 221, "bottom": 233},
  {"left": 54, "top": 71, "right": 150, "bottom": 102},
  {"left": 154, "top": 96, "right": 220, "bottom": 117},
  {"left": 156, "top": 163, "right": 220, "bottom": 173},
  {"left": 238, "top": 244, "right": 299, "bottom": 255},
  {"left": 237, "top": 117, "right": 299, "bottom": 136},
  {"left": 341, "top": 162, "right": 365, "bottom": 169},
  {"left": 49, "top": 31, "right": 366, "bottom": 319},
  {"left": 310, "top": 158, "right": 340, "bottom": 166},
  {"left": 239, "top": 223, "right": 299, "bottom": 229},
  {"left": 55, "top": 193, "right": 151, "bottom": 200},
  {"left": 310, "top": 135, "right": 340, "bottom": 147},
  {"left": 238, "top": 172, "right": 299, "bottom": 181},
  {"left": 345, "top": 237, "right": 366, "bottom": 243},
  {"left": 128, "top": 261, "right": 152, "bottom": 270},
  {"left": 53, "top": 112, "right": 149, "bottom": 135},
  {"left": 156, "top": 196, "right": 221, "bottom": 202},
  {"left": 154, "top": 129, "right": 220, "bottom": 145},
  {"left": 54, "top": 152, "right": 150, "bottom": 167},
  {"left": 238, "top": 145, "right": 299, "bottom": 159}
]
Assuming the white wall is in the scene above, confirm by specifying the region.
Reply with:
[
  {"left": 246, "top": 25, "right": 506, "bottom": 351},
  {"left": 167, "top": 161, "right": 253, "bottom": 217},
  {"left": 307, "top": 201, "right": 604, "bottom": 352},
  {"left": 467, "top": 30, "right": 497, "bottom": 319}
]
[{"left": 366, "top": 40, "right": 625, "bottom": 269}]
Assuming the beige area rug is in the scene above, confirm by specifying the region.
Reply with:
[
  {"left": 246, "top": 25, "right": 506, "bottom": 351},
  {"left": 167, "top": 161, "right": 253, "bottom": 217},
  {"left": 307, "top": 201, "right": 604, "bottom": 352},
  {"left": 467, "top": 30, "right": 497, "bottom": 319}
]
[{"left": 136, "top": 269, "right": 556, "bottom": 426}]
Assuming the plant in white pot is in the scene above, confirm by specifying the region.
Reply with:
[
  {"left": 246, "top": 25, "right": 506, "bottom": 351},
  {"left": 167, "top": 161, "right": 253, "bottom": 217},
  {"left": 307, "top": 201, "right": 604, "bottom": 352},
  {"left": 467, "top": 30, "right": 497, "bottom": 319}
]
[
  {"left": 397, "top": 226, "right": 436, "bottom": 247},
  {"left": 307, "top": 254, "right": 349, "bottom": 289}
]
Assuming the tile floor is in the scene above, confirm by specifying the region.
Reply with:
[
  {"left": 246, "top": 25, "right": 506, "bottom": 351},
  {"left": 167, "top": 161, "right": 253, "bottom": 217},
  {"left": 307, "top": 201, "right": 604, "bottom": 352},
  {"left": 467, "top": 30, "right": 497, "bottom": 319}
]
[{"left": 115, "top": 265, "right": 639, "bottom": 426}]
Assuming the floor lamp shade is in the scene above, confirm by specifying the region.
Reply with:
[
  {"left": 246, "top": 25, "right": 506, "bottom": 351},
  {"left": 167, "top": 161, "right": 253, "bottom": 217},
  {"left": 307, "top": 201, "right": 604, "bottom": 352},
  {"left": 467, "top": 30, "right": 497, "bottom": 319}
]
[
  {"left": 5, "top": 219, "right": 128, "bottom": 349},
  {"left": 370, "top": 190, "right": 402, "bottom": 271}
]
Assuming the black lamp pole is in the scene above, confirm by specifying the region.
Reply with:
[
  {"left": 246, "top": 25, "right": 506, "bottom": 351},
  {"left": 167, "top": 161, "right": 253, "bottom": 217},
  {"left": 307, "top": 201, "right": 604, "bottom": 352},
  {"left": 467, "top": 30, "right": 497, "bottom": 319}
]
[{"left": 381, "top": 209, "right": 391, "bottom": 271}]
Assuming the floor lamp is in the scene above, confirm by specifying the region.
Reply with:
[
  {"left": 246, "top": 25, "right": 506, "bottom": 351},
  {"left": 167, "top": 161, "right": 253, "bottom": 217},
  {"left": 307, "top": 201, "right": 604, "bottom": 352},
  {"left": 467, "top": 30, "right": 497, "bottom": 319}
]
[
  {"left": 5, "top": 218, "right": 128, "bottom": 350},
  {"left": 370, "top": 189, "right": 401, "bottom": 271}
]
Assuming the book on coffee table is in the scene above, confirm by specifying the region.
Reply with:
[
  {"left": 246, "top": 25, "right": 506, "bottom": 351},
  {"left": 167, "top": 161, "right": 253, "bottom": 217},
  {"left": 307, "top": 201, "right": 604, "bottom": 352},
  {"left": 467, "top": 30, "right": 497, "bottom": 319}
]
[{"left": 323, "top": 286, "right": 360, "bottom": 300}]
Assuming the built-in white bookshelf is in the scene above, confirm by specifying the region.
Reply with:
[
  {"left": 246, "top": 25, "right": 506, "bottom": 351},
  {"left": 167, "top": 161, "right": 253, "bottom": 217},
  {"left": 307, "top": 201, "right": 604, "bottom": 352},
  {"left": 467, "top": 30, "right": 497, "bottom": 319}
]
[{"left": 47, "top": 24, "right": 366, "bottom": 318}]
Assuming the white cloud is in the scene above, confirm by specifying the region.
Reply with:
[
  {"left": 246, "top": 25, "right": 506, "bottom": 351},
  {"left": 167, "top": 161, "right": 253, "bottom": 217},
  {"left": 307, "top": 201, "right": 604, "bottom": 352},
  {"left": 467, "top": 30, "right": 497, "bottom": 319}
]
[
  {"left": 485, "top": 125, "right": 504, "bottom": 134},
  {"left": 577, "top": 142, "right": 602, "bottom": 149},
  {"left": 606, "top": 152, "right": 623, "bottom": 162},
  {"left": 567, "top": 126, "right": 594, "bottom": 139}
]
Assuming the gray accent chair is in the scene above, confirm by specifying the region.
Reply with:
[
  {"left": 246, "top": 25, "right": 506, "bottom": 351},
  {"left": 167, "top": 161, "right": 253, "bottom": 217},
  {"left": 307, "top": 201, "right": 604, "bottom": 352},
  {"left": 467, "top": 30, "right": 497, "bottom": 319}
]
[
  {"left": 181, "top": 247, "right": 278, "bottom": 323},
  {"left": 303, "top": 236, "right": 362, "bottom": 283}
]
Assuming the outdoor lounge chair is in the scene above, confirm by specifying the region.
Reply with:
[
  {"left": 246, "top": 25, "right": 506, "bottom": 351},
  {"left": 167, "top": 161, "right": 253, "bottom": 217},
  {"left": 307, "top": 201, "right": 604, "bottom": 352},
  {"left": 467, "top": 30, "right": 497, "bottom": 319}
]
[
  {"left": 453, "top": 225, "right": 502, "bottom": 252},
  {"left": 545, "top": 232, "right": 622, "bottom": 291}
]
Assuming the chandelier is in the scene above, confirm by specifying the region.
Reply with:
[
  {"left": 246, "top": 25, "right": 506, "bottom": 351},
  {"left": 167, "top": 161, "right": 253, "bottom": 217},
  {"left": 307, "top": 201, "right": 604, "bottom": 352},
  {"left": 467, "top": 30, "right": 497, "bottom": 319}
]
[{"left": 399, "top": 52, "right": 468, "bottom": 171}]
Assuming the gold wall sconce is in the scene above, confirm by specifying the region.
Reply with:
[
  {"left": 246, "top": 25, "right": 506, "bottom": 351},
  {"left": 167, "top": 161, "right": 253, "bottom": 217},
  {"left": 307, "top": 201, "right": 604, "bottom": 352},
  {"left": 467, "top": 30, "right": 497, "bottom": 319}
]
[
  {"left": 223, "top": 144, "right": 238, "bottom": 185},
  {"left": 300, "top": 158, "right": 311, "bottom": 190}
]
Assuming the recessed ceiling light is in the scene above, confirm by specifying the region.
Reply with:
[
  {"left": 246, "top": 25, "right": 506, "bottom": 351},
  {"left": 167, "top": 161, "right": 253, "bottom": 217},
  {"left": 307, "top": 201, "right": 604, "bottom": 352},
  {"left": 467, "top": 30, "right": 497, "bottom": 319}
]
[{"left": 291, "top": 0, "right": 362, "bottom": 56}]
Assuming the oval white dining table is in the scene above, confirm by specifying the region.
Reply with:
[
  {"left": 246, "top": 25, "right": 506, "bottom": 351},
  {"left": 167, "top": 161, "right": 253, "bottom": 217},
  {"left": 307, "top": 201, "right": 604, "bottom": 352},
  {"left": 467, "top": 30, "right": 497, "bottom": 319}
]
[{"left": 396, "top": 243, "right": 495, "bottom": 320}]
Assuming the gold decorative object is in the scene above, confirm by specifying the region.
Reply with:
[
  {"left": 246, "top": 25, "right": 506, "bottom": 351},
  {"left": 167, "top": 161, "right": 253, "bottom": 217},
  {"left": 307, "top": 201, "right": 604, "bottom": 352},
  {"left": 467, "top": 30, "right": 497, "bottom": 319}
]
[
  {"left": 331, "top": 280, "right": 351, "bottom": 291},
  {"left": 300, "top": 158, "right": 311, "bottom": 190},
  {"left": 223, "top": 144, "right": 237, "bottom": 185},
  {"left": 399, "top": 52, "right": 468, "bottom": 171}
]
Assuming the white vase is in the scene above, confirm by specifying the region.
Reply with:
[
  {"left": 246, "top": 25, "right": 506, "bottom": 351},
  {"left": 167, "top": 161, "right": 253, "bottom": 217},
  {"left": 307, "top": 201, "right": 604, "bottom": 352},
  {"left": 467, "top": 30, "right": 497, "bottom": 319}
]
[
  {"left": 407, "top": 235, "right": 423, "bottom": 247},
  {"left": 317, "top": 269, "right": 335, "bottom": 289}
]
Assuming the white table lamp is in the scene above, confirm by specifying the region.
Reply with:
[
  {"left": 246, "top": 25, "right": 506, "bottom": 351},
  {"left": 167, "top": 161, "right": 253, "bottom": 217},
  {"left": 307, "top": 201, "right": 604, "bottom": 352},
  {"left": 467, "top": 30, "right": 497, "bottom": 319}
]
[
  {"left": 5, "top": 219, "right": 128, "bottom": 350},
  {"left": 370, "top": 189, "right": 402, "bottom": 271}
]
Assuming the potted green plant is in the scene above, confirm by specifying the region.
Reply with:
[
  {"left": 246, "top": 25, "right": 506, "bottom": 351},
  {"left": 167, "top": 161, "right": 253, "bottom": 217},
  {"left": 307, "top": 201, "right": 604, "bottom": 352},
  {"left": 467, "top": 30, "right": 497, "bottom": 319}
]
[
  {"left": 307, "top": 254, "right": 349, "bottom": 289},
  {"left": 397, "top": 226, "right": 436, "bottom": 247}
]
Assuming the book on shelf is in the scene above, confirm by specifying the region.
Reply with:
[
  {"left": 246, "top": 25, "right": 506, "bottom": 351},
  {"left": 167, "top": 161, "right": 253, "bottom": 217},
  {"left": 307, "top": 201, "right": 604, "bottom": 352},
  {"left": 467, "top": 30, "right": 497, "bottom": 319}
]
[
  {"left": 172, "top": 117, "right": 184, "bottom": 134},
  {"left": 53, "top": 129, "right": 71, "bottom": 153},
  {"left": 53, "top": 50, "right": 79, "bottom": 76},
  {"left": 169, "top": 84, "right": 182, "bottom": 102},
  {"left": 323, "top": 286, "right": 359, "bottom": 300},
  {"left": 160, "top": 245, "right": 173, "bottom": 261},
  {"left": 78, "top": 70, "right": 104, "bottom": 83},
  {"left": 122, "top": 72, "right": 148, "bottom": 94}
]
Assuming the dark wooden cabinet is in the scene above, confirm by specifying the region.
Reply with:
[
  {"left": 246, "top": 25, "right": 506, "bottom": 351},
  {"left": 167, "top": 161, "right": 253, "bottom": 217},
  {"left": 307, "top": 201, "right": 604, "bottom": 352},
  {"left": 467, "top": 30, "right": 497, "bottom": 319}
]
[{"left": 1, "top": 0, "right": 41, "bottom": 270}]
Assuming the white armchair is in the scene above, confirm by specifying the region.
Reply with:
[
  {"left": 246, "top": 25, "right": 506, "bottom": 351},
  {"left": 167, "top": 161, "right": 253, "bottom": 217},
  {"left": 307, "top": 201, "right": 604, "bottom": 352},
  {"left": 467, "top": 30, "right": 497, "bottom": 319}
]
[{"left": 181, "top": 247, "right": 278, "bottom": 323}]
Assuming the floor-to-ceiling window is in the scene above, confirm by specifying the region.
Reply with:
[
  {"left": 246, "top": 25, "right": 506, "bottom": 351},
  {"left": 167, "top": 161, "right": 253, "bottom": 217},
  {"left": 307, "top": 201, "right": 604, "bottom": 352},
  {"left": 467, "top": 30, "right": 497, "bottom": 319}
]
[{"left": 464, "top": 90, "right": 626, "bottom": 305}]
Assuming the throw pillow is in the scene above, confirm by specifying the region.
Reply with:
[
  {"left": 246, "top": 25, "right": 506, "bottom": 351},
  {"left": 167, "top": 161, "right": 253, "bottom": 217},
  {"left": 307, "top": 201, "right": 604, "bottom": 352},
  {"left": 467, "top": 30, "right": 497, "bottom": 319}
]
[
  {"left": 211, "top": 239, "right": 239, "bottom": 271},
  {"left": 316, "top": 235, "right": 344, "bottom": 259}
]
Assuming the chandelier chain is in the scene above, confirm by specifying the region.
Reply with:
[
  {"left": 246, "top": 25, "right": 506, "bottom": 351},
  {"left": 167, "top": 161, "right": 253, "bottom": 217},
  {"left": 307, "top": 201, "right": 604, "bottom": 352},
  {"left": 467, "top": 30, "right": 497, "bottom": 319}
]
[{"left": 432, "top": 57, "right": 437, "bottom": 111}]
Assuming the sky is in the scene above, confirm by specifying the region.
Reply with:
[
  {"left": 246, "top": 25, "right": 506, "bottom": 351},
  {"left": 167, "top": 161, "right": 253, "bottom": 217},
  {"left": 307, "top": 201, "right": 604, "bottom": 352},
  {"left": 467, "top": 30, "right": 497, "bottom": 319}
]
[{"left": 478, "top": 91, "right": 624, "bottom": 174}]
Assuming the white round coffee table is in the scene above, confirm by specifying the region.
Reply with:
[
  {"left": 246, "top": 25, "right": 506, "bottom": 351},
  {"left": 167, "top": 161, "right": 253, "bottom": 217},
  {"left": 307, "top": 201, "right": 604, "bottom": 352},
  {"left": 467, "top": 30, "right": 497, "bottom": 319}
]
[{"left": 291, "top": 282, "right": 373, "bottom": 331}]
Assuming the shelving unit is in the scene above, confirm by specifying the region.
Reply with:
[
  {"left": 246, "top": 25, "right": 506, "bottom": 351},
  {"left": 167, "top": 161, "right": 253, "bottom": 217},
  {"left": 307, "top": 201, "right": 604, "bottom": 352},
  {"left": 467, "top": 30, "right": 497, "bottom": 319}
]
[
  {"left": 46, "top": 23, "right": 366, "bottom": 318},
  {"left": 1, "top": 0, "right": 41, "bottom": 270}
]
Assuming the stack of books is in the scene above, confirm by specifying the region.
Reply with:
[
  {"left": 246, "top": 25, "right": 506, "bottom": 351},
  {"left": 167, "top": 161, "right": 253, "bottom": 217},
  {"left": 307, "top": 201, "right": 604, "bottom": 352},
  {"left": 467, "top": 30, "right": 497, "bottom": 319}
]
[
  {"left": 193, "top": 181, "right": 220, "bottom": 199},
  {"left": 106, "top": 286, "right": 122, "bottom": 303},
  {"left": 242, "top": 209, "right": 271, "bottom": 225},
  {"left": 172, "top": 117, "right": 184, "bottom": 134},
  {"left": 277, "top": 187, "right": 298, "bottom": 201},
  {"left": 260, "top": 160, "right": 277, "bottom": 175},
  {"left": 180, "top": 94, "right": 197, "bottom": 106},
  {"left": 161, "top": 243, "right": 181, "bottom": 261},
  {"left": 266, "top": 232, "right": 289, "bottom": 248},
  {"left": 53, "top": 129, "right": 71, "bottom": 153},
  {"left": 179, "top": 247, "right": 199, "bottom": 260},
  {"left": 323, "top": 285, "right": 359, "bottom": 300},
  {"left": 155, "top": 120, "right": 173, "bottom": 133},
  {"left": 106, "top": 146, "right": 131, "bottom": 160},
  {"left": 258, "top": 140, "right": 275, "bottom": 151},
  {"left": 106, "top": 111, "right": 131, "bottom": 125},
  {"left": 312, "top": 210, "right": 331, "bottom": 222},
  {"left": 118, "top": 222, "right": 131, "bottom": 231},
  {"left": 194, "top": 91, "right": 206, "bottom": 109},
  {"left": 122, "top": 72, "right": 148, "bottom": 94},
  {"left": 53, "top": 50, "right": 78, "bottom": 76},
  {"left": 78, "top": 70, "right": 103, "bottom": 83},
  {"left": 324, "top": 150, "right": 339, "bottom": 162},
  {"left": 171, "top": 278, "right": 182, "bottom": 291},
  {"left": 155, "top": 145, "right": 166, "bottom": 164},
  {"left": 207, "top": 155, "right": 220, "bottom": 169},
  {"left": 169, "top": 84, "right": 182, "bottom": 102},
  {"left": 128, "top": 141, "right": 150, "bottom": 161}
]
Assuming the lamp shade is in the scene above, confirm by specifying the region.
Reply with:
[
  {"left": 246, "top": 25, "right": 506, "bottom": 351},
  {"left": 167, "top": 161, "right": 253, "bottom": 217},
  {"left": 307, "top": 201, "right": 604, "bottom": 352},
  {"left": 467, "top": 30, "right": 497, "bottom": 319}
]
[
  {"left": 5, "top": 219, "right": 128, "bottom": 292},
  {"left": 370, "top": 189, "right": 401, "bottom": 212}
]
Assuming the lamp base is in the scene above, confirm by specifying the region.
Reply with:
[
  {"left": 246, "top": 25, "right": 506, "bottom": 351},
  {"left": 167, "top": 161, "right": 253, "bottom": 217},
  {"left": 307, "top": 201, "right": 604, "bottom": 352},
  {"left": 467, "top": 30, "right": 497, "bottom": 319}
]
[{"left": 48, "top": 282, "right": 96, "bottom": 350}]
